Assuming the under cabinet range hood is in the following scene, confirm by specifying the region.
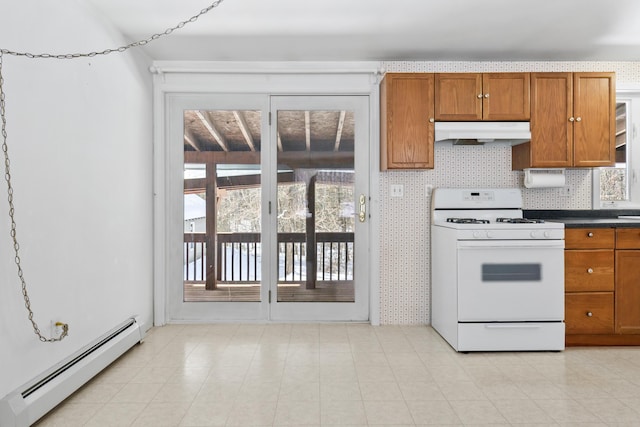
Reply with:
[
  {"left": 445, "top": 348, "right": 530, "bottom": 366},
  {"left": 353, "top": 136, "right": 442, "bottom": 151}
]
[{"left": 434, "top": 122, "right": 531, "bottom": 145}]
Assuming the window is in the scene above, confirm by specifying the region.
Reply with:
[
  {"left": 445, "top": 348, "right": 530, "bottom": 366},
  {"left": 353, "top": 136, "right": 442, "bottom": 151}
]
[{"left": 593, "top": 90, "right": 640, "bottom": 208}]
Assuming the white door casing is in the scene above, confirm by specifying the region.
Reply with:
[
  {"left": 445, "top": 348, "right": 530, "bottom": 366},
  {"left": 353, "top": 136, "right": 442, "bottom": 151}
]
[{"left": 151, "top": 62, "right": 381, "bottom": 324}]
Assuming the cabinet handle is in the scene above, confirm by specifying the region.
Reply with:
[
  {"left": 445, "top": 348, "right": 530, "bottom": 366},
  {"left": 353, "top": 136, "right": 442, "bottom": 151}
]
[
  {"left": 477, "top": 94, "right": 483, "bottom": 99},
  {"left": 569, "top": 117, "right": 575, "bottom": 122},
  {"left": 576, "top": 117, "right": 582, "bottom": 122},
  {"left": 484, "top": 93, "right": 490, "bottom": 98},
  {"left": 586, "top": 311, "right": 593, "bottom": 317},
  {"left": 587, "top": 268, "right": 594, "bottom": 274},
  {"left": 587, "top": 232, "right": 594, "bottom": 237},
  {"left": 429, "top": 117, "right": 434, "bottom": 123}
]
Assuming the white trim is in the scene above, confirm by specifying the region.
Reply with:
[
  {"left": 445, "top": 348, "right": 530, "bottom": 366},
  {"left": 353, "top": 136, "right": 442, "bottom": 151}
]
[
  {"left": 152, "top": 72, "right": 167, "bottom": 326},
  {"left": 617, "top": 83, "right": 640, "bottom": 93},
  {"left": 369, "top": 75, "right": 382, "bottom": 326},
  {"left": 592, "top": 88, "right": 640, "bottom": 209},
  {"left": 150, "top": 61, "right": 384, "bottom": 76}
]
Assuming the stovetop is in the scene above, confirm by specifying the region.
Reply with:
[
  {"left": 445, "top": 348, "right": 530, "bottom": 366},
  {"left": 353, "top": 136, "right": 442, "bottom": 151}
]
[
  {"left": 446, "top": 217, "right": 546, "bottom": 225},
  {"left": 446, "top": 218, "right": 490, "bottom": 224},
  {"left": 496, "top": 217, "right": 545, "bottom": 224},
  {"left": 431, "top": 188, "right": 564, "bottom": 239}
]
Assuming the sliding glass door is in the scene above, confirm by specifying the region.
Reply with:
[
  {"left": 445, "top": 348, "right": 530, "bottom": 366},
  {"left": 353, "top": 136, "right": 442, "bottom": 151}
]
[{"left": 166, "top": 94, "right": 369, "bottom": 321}]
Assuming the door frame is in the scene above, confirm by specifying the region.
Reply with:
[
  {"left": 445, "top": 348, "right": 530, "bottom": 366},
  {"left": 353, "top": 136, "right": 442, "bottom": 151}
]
[
  {"left": 151, "top": 61, "right": 382, "bottom": 325},
  {"left": 268, "top": 95, "right": 370, "bottom": 321}
]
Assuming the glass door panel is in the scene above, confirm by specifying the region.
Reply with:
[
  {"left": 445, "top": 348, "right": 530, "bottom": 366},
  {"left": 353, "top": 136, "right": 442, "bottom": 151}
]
[
  {"left": 270, "top": 96, "right": 369, "bottom": 321},
  {"left": 276, "top": 114, "right": 355, "bottom": 303},
  {"left": 183, "top": 110, "right": 262, "bottom": 303}
]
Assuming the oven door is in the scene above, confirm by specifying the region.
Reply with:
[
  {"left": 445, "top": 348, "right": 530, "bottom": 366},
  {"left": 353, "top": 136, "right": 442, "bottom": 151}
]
[{"left": 457, "top": 239, "right": 564, "bottom": 322}]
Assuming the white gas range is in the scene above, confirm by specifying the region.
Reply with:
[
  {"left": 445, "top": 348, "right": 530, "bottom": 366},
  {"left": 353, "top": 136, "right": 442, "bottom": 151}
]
[{"left": 430, "top": 188, "right": 565, "bottom": 352}]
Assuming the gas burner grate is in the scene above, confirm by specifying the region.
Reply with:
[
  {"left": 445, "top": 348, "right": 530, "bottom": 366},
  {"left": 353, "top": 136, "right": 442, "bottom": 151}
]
[
  {"left": 446, "top": 218, "right": 490, "bottom": 224},
  {"left": 496, "top": 217, "right": 545, "bottom": 224}
]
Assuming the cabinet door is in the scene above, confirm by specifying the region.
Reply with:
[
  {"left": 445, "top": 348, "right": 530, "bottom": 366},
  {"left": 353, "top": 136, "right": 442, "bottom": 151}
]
[
  {"left": 434, "top": 73, "right": 482, "bottom": 121},
  {"left": 616, "top": 250, "right": 640, "bottom": 334},
  {"left": 565, "top": 250, "right": 614, "bottom": 292},
  {"left": 615, "top": 228, "right": 640, "bottom": 249},
  {"left": 565, "top": 228, "right": 615, "bottom": 249},
  {"left": 528, "top": 72, "right": 573, "bottom": 167},
  {"left": 482, "top": 73, "right": 530, "bottom": 120},
  {"left": 380, "top": 73, "right": 434, "bottom": 169},
  {"left": 565, "top": 292, "right": 615, "bottom": 334},
  {"left": 573, "top": 72, "right": 616, "bottom": 167}
]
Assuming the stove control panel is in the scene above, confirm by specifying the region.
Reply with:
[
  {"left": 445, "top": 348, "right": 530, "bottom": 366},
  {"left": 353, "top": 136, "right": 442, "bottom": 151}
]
[
  {"left": 463, "top": 191, "right": 494, "bottom": 202},
  {"left": 461, "top": 228, "right": 564, "bottom": 240}
]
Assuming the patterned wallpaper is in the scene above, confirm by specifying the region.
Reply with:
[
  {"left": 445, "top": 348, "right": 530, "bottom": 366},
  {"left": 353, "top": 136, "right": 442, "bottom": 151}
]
[{"left": 377, "top": 61, "right": 640, "bottom": 325}]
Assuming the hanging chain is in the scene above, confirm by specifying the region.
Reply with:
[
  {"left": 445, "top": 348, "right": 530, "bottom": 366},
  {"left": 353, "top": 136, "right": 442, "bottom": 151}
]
[
  {"left": 1, "top": 0, "right": 225, "bottom": 342},
  {"left": 0, "top": 51, "right": 63, "bottom": 342},
  {"left": 0, "top": 0, "right": 225, "bottom": 59}
]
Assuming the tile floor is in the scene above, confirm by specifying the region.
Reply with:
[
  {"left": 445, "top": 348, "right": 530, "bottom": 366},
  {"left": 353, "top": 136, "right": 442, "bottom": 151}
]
[{"left": 35, "top": 324, "right": 640, "bottom": 426}]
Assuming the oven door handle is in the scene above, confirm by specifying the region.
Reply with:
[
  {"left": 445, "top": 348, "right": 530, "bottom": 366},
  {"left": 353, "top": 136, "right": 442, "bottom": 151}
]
[{"left": 484, "top": 324, "right": 542, "bottom": 329}]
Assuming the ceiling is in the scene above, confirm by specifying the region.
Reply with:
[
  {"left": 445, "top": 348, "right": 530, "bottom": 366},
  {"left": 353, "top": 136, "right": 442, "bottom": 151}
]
[
  {"left": 84, "top": 0, "right": 640, "bottom": 62},
  {"left": 81, "top": 0, "right": 640, "bottom": 170}
]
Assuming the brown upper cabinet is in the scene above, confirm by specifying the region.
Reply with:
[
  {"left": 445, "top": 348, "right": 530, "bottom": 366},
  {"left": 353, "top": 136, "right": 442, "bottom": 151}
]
[
  {"left": 434, "top": 73, "right": 530, "bottom": 121},
  {"left": 380, "top": 73, "right": 435, "bottom": 170},
  {"left": 512, "top": 72, "right": 616, "bottom": 169}
]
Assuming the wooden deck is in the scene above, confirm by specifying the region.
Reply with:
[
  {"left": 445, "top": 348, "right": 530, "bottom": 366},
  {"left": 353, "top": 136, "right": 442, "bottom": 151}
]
[{"left": 184, "top": 281, "right": 354, "bottom": 302}]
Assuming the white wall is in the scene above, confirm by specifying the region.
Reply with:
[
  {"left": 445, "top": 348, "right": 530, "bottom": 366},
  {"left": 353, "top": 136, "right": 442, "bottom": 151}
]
[{"left": 0, "top": 1, "right": 153, "bottom": 396}]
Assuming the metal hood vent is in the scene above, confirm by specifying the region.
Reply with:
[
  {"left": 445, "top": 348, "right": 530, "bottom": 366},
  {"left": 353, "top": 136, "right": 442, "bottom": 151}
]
[{"left": 435, "top": 122, "right": 531, "bottom": 145}]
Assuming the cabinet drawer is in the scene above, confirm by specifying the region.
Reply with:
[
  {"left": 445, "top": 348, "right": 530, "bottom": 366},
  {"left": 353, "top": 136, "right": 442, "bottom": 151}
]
[
  {"left": 565, "top": 228, "right": 615, "bottom": 249},
  {"left": 616, "top": 228, "right": 640, "bottom": 249},
  {"left": 565, "top": 292, "right": 614, "bottom": 334},
  {"left": 565, "top": 250, "right": 614, "bottom": 292}
]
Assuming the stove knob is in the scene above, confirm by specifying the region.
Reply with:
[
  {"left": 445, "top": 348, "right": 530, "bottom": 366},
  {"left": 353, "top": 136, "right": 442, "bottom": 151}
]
[
  {"left": 530, "top": 231, "right": 538, "bottom": 238},
  {"left": 544, "top": 231, "right": 550, "bottom": 238},
  {"left": 473, "top": 231, "right": 481, "bottom": 238},
  {"left": 486, "top": 231, "right": 493, "bottom": 238}
]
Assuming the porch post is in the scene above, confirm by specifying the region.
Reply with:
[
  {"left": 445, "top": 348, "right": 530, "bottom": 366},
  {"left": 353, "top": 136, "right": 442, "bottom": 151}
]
[
  {"left": 306, "top": 174, "right": 317, "bottom": 289},
  {"left": 205, "top": 163, "right": 217, "bottom": 290}
]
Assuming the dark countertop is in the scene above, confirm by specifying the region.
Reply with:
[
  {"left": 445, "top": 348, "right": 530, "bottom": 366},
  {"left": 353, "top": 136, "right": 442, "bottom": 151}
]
[{"left": 524, "top": 209, "right": 640, "bottom": 228}]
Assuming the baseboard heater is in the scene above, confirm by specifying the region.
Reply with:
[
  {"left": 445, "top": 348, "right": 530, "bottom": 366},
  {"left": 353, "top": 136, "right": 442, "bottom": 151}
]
[{"left": 0, "top": 316, "right": 145, "bottom": 427}]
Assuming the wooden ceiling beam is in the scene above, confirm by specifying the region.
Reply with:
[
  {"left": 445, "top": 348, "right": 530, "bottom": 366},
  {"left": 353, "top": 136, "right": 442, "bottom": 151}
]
[
  {"left": 233, "top": 111, "right": 256, "bottom": 151},
  {"left": 184, "top": 151, "right": 260, "bottom": 164},
  {"left": 334, "top": 110, "right": 346, "bottom": 152},
  {"left": 196, "top": 110, "right": 229, "bottom": 152},
  {"left": 184, "top": 150, "right": 352, "bottom": 169},
  {"left": 184, "top": 130, "right": 202, "bottom": 152},
  {"left": 184, "top": 178, "right": 207, "bottom": 192},
  {"left": 278, "top": 151, "right": 354, "bottom": 169}
]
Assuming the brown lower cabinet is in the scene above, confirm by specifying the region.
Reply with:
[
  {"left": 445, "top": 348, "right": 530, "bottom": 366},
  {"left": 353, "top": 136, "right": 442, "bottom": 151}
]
[
  {"left": 565, "top": 227, "right": 640, "bottom": 345},
  {"left": 615, "top": 229, "right": 640, "bottom": 335}
]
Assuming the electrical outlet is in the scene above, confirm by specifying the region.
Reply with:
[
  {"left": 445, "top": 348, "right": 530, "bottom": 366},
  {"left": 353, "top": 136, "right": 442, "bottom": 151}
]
[
  {"left": 390, "top": 184, "right": 404, "bottom": 198},
  {"left": 426, "top": 184, "right": 433, "bottom": 197},
  {"left": 563, "top": 186, "right": 572, "bottom": 198}
]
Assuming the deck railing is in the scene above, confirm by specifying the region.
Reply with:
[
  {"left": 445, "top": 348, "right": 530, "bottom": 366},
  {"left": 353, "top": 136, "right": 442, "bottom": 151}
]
[{"left": 183, "top": 232, "right": 354, "bottom": 284}]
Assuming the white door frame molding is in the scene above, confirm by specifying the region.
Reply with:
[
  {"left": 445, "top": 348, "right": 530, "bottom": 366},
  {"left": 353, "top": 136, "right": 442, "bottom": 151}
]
[{"left": 151, "top": 61, "right": 383, "bottom": 325}]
